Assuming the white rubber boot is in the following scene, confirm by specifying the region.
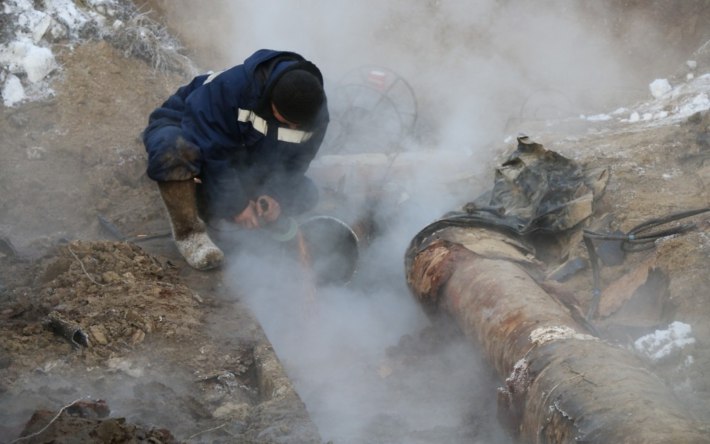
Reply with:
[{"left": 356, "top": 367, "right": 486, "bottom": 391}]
[
  {"left": 158, "top": 180, "right": 224, "bottom": 270},
  {"left": 174, "top": 231, "right": 224, "bottom": 270}
]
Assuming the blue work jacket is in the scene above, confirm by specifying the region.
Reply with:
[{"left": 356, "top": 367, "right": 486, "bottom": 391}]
[{"left": 144, "top": 49, "right": 329, "bottom": 219}]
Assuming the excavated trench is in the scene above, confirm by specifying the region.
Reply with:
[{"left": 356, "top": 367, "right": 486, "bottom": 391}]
[{"left": 2, "top": 1, "right": 710, "bottom": 443}]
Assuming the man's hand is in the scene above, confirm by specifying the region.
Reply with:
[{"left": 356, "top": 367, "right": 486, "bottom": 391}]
[
  {"left": 233, "top": 201, "right": 259, "bottom": 229},
  {"left": 232, "top": 195, "right": 281, "bottom": 229}
]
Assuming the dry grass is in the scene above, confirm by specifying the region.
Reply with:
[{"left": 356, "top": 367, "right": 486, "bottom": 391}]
[{"left": 108, "top": 7, "right": 197, "bottom": 76}]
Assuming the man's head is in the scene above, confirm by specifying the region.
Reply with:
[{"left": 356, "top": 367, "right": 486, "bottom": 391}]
[{"left": 270, "top": 69, "right": 325, "bottom": 128}]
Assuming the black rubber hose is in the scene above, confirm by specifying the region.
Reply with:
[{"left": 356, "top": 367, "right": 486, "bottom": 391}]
[{"left": 583, "top": 207, "right": 709, "bottom": 319}]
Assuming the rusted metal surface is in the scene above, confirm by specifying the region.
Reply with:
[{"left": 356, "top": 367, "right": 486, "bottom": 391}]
[
  {"left": 45, "top": 311, "right": 90, "bottom": 349},
  {"left": 405, "top": 232, "right": 710, "bottom": 443}
]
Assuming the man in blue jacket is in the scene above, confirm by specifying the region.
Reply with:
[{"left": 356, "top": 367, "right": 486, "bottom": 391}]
[{"left": 143, "top": 49, "right": 329, "bottom": 270}]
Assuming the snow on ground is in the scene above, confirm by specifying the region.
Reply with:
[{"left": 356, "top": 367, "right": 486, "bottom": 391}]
[
  {"left": 0, "top": 0, "right": 122, "bottom": 106},
  {"left": 579, "top": 71, "right": 710, "bottom": 126},
  {"left": 5, "top": 0, "right": 709, "bottom": 135},
  {"left": 634, "top": 321, "right": 696, "bottom": 362}
]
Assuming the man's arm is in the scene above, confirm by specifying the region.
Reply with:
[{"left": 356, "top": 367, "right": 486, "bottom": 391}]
[
  {"left": 260, "top": 126, "right": 326, "bottom": 215},
  {"left": 180, "top": 67, "right": 254, "bottom": 221}
]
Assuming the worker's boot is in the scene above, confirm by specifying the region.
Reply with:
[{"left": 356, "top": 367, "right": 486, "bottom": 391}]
[{"left": 158, "top": 180, "right": 224, "bottom": 270}]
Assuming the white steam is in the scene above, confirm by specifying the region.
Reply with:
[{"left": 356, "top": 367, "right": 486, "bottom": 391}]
[
  {"left": 166, "top": 0, "right": 675, "bottom": 149},
  {"left": 226, "top": 227, "right": 503, "bottom": 442},
  {"left": 192, "top": 1, "right": 692, "bottom": 442}
]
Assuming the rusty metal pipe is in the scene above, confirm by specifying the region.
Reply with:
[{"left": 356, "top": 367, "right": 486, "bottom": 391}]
[
  {"left": 406, "top": 238, "right": 709, "bottom": 443},
  {"left": 46, "top": 311, "right": 89, "bottom": 349}
]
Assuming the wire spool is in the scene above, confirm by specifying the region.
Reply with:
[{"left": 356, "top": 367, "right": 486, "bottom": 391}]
[{"left": 323, "top": 66, "right": 418, "bottom": 155}]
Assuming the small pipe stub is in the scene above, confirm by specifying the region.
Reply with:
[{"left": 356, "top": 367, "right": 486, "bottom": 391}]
[{"left": 46, "top": 311, "right": 89, "bottom": 349}]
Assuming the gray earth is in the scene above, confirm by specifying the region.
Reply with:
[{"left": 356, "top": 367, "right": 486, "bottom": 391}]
[{"left": 1, "top": 1, "right": 709, "bottom": 443}]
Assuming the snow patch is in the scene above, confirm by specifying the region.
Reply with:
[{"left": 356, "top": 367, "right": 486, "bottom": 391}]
[
  {"left": 649, "top": 78, "right": 672, "bottom": 99},
  {"left": 677, "top": 92, "right": 710, "bottom": 116},
  {"left": 0, "top": 38, "right": 58, "bottom": 82},
  {"left": 577, "top": 72, "right": 710, "bottom": 128},
  {"left": 1, "top": 0, "right": 194, "bottom": 107},
  {"left": 582, "top": 113, "right": 612, "bottom": 122},
  {"left": 2, "top": 74, "right": 25, "bottom": 106},
  {"left": 634, "top": 321, "right": 695, "bottom": 362},
  {"left": 1, "top": 0, "right": 120, "bottom": 107},
  {"left": 45, "top": 0, "right": 91, "bottom": 32}
]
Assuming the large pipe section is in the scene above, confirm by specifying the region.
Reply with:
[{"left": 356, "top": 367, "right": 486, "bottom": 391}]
[{"left": 405, "top": 236, "right": 709, "bottom": 443}]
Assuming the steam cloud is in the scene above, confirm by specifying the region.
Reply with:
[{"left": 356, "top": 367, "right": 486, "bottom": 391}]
[
  {"left": 179, "top": 1, "right": 686, "bottom": 442},
  {"left": 164, "top": 0, "right": 675, "bottom": 148}
]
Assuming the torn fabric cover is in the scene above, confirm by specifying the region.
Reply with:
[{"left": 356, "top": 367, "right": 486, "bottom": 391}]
[{"left": 407, "top": 136, "right": 608, "bottom": 264}]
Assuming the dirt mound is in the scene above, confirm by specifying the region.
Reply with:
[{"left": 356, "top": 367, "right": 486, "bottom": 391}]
[
  {"left": 0, "top": 240, "right": 202, "bottom": 373},
  {"left": 0, "top": 240, "right": 321, "bottom": 443},
  {"left": 14, "top": 399, "right": 178, "bottom": 444}
]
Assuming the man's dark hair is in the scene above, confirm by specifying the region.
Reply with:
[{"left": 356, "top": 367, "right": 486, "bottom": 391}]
[{"left": 271, "top": 69, "right": 325, "bottom": 127}]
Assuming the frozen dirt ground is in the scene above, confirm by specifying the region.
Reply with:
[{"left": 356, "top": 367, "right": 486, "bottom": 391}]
[
  {"left": 1, "top": 1, "right": 710, "bottom": 443},
  {"left": 0, "top": 37, "right": 505, "bottom": 444}
]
